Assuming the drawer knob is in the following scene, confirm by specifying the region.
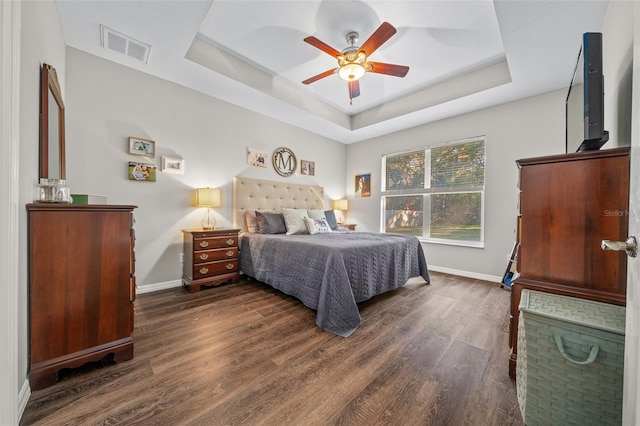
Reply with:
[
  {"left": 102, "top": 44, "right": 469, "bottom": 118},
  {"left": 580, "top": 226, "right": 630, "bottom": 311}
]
[
  {"left": 226, "top": 263, "right": 234, "bottom": 270},
  {"left": 199, "top": 253, "right": 209, "bottom": 260},
  {"left": 226, "top": 250, "right": 234, "bottom": 257},
  {"left": 199, "top": 267, "right": 209, "bottom": 274},
  {"left": 199, "top": 241, "right": 209, "bottom": 248},
  {"left": 226, "top": 239, "right": 234, "bottom": 246}
]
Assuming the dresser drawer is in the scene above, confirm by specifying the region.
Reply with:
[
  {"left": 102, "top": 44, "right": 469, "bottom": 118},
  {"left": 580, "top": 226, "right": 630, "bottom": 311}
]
[
  {"left": 193, "top": 259, "right": 238, "bottom": 279},
  {"left": 182, "top": 228, "right": 241, "bottom": 292},
  {"left": 193, "top": 247, "right": 237, "bottom": 264},
  {"left": 193, "top": 236, "right": 238, "bottom": 250}
]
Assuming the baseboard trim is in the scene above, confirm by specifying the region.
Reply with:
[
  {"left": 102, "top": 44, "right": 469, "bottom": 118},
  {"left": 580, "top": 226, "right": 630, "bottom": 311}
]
[
  {"left": 136, "top": 279, "right": 182, "bottom": 294},
  {"left": 136, "top": 268, "right": 501, "bottom": 295},
  {"left": 18, "top": 379, "right": 30, "bottom": 421},
  {"left": 428, "top": 265, "right": 502, "bottom": 284}
]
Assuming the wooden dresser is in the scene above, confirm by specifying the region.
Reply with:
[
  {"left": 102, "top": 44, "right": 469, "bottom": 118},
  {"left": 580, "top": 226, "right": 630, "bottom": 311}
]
[
  {"left": 27, "top": 204, "right": 137, "bottom": 390},
  {"left": 509, "top": 148, "right": 629, "bottom": 377},
  {"left": 182, "top": 229, "right": 240, "bottom": 292}
]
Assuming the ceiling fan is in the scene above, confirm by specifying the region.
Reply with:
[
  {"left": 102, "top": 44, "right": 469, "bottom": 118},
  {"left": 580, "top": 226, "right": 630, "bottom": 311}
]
[{"left": 302, "top": 22, "right": 409, "bottom": 104}]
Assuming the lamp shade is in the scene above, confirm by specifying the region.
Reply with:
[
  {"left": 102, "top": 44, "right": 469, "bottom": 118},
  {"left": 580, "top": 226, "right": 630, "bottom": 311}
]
[
  {"left": 331, "top": 199, "right": 348, "bottom": 211},
  {"left": 195, "top": 187, "right": 221, "bottom": 207}
]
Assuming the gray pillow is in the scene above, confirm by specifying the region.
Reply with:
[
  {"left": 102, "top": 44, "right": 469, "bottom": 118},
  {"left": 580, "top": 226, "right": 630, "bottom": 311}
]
[
  {"left": 255, "top": 211, "right": 286, "bottom": 234},
  {"left": 324, "top": 210, "right": 338, "bottom": 230}
]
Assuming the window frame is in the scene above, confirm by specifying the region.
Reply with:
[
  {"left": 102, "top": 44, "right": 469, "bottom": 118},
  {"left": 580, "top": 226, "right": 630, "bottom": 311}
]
[{"left": 380, "top": 137, "right": 486, "bottom": 248}]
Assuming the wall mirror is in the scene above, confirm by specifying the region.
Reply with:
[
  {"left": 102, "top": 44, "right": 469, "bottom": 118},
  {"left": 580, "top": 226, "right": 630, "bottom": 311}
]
[{"left": 40, "top": 63, "right": 66, "bottom": 180}]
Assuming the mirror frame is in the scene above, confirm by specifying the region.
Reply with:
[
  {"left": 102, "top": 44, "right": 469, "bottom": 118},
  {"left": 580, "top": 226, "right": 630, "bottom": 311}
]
[{"left": 40, "top": 63, "right": 66, "bottom": 180}]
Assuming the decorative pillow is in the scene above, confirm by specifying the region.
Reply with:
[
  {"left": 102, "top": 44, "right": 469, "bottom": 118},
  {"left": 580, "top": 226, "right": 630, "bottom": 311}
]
[
  {"left": 324, "top": 210, "right": 338, "bottom": 230},
  {"left": 255, "top": 211, "right": 286, "bottom": 234},
  {"left": 244, "top": 210, "right": 258, "bottom": 233},
  {"left": 281, "top": 207, "right": 309, "bottom": 235},
  {"left": 304, "top": 218, "right": 333, "bottom": 234},
  {"left": 307, "top": 209, "right": 327, "bottom": 221}
]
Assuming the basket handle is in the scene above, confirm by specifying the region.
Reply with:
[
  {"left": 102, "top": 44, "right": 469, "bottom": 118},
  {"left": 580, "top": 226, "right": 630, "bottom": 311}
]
[{"left": 554, "top": 335, "right": 599, "bottom": 365}]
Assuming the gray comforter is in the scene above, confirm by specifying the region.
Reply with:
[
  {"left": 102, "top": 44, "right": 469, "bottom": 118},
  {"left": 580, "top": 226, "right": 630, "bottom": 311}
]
[{"left": 239, "top": 231, "right": 430, "bottom": 337}]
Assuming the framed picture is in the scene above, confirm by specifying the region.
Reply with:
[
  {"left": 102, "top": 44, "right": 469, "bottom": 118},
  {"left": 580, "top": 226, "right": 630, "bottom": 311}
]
[
  {"left": 128, "top": 137, "right": 155, "bottom": 157},
  {"left": 355, "top": 173, "right": 371, "bottom": 197},
  {"left": 161, "top": 156, "right": 184, "bottom": 174},
  {"left": 300, "top": 160, "right": 315, "bottom": 176},
  {"left": 128, "top": 162, "right": 156, "bottom": 182},
  {"left": 247, "top": 147, "right": 268, "bottom": 168}
]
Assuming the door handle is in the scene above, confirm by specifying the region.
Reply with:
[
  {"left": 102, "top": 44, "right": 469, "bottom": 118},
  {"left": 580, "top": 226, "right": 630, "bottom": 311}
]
[{"left": 601, "top": 236, "right": 638, "bottom": 258}]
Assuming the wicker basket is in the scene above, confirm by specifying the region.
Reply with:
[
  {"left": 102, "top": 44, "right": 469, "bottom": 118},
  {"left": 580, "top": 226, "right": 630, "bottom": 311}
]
[{"left": 516, "top": 289, "right": 625, "bottom": 425}]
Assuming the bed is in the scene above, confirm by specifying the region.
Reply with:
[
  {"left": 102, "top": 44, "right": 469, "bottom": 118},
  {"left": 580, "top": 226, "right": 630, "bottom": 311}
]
[{"left": 233, "top": 176, "right": 430, "bottom": 337}]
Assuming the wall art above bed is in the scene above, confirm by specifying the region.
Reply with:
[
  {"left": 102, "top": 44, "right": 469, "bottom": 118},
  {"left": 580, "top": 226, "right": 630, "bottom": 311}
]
[
  {"left": 247, "top": 147, "right": 267, "bottom": 168},
  {"left": 301, "top": 160, "right": 315, "bottom": 176},
  {"left": 272, "top": 147, "right": 296, "bottom": 177}
]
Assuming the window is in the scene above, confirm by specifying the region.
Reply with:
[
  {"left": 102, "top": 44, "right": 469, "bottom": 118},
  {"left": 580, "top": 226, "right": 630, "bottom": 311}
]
[{"left": 381, "top": 138, "right": 485, "bottom": 246}]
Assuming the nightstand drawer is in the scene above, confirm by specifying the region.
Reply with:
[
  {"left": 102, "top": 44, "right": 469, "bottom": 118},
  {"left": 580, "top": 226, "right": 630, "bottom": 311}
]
[
  {"left": 194, "top": 247, "right": 238, "bottom": 264},
  {"left": 193, "top": 260, "right": 238, "bottom": 279},
  {"left": 193, "top": 236, "right": 238, "bottom": 250}
]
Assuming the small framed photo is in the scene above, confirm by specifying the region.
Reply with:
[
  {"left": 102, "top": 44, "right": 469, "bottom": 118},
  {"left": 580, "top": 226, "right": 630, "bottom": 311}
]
[
  {"left": 301, "top": 160, "right": 315, "bottom": 176},
  {"left": 128, "top": 137, "right": 155, "bottom": 157},
  {"left": 355, "top": 173, "right": 371, "bottom": 197},
  {"left": 161, "top": 156, "right": 185, "bottom": 174},
  {"left": 247, "top": 147, "right": 268, "bottom": 168},
  {"left": 128, "top": 162, "right": 156, "bottom": 182}
]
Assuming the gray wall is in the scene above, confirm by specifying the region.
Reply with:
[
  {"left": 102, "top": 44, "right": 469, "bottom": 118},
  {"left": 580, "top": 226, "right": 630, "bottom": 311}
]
[
  {"left": 65, "top": 48, "right": 347, "bottom": 290},
  {"left": 345, "top": 90, "right": 565, "bottom": 280},
  {"left": 18, "top": 0, "right": 67, "bottom": 396},
  {"left": 602, "top": 0, "right": 635, "bottom": 148}
]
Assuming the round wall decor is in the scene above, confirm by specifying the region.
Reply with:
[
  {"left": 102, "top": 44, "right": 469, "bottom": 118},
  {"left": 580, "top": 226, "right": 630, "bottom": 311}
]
[{"left": 272, "top": 147, "right": 297, "bottom": 177}]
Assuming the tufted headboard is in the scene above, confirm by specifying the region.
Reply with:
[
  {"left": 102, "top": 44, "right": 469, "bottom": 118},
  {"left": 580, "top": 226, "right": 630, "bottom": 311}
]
[{"left": 233, "top": 176, "right": 325, "bottom": 233}]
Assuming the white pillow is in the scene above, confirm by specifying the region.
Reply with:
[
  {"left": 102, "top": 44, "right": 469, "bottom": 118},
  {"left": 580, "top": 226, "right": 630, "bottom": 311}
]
[
  {"left": 307, "top": 209, "right": 327, "bottom": 221},
  {"left": 304, "top": 217, "right": 332, "bottom": 234},
  {"left": 281, "top": 208, "right": 309, "bottom": 235}
]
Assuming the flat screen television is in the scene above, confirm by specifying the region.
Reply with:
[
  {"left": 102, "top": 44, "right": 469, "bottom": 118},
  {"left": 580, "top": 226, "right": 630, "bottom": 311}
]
[{"left": 566, "top": 32, "right": 609, "bottom": 153}]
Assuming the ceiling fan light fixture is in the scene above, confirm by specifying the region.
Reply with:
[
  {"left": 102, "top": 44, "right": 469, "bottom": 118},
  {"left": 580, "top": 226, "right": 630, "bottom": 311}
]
[{"left": 338, "top": 63, "right": 366, "bottom": 81}]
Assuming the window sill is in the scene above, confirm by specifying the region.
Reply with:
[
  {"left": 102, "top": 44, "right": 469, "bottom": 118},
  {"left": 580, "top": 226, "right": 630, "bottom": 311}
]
[{"left": 417, "top": 237, "right": 485, "bottom": 249}]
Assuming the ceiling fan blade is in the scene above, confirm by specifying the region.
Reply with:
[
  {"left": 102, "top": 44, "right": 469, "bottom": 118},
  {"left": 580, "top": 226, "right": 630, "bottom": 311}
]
[
  {"left": 303, "top": 36, "right": 341, "bottom": 58},
  {"left": 365, "top": 62, "right": 409, "bottom": 77},
  {"left": 348, "top": 80, "right": 360, "bottom": 100},
  {"left": 359, "top": 22, "right": 397, "bottom": 57},
  {"left": 302, "top": 69, "right": 337, "bottom": 85}
]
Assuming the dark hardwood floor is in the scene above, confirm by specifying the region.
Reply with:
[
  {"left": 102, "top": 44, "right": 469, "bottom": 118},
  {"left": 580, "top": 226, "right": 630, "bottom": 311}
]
[{"left": 21, "top": 272, "right": 524, "bottom": 425}]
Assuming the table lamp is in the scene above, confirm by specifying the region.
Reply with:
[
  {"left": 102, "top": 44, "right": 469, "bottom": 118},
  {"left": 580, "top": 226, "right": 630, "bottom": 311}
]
[
  {"left": 196, "top": 187, "right": 221, "bottom": 230},
  {"left": 331, "top": 199, "right": 348, "bottom": 224}
]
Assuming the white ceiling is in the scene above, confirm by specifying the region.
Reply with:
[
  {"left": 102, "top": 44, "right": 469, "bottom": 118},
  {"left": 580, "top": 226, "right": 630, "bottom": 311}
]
[{"left": 56, "top": 0, "right": 610, "bottom": 144}]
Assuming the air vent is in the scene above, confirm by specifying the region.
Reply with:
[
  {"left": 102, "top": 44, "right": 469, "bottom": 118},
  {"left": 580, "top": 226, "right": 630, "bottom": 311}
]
[{"left": 100, "top": 25, "right": 151, "bottom": 63}]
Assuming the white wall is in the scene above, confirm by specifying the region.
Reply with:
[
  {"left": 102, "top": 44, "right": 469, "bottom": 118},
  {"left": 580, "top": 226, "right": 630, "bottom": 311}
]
[
  {"left": 65, "top": 48, "right": 346, "bottom": 290},
  {"left": 346, "top": 89, "right": 566, "bottom": 279},
  {"left": 17, "top": 0, "right": 66, "bottom": 407},
  {"left": 602, "top": 0, "right": 634, "bottom": 148}
]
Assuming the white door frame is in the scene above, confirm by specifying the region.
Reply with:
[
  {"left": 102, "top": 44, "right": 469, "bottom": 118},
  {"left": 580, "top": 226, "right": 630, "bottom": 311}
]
[
  {"left": 623, "top": 2, "right": 640, "bottom": 424},
  {"left": 0, "top": 0, "right": 22, "bottom": 424}
]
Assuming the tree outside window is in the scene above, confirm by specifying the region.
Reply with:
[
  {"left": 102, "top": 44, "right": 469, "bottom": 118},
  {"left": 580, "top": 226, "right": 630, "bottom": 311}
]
[{"left": 382, "top": 138, "right": 485, "bottom": 245}]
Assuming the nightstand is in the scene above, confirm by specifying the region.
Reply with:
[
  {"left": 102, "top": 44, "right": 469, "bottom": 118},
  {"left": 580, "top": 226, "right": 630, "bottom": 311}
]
[
  {"left": 339, "top": 224, "right": 357, "bottom": 231},
  {"left": 182, "top": 228, "right": 240, "bottom": 292}
]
